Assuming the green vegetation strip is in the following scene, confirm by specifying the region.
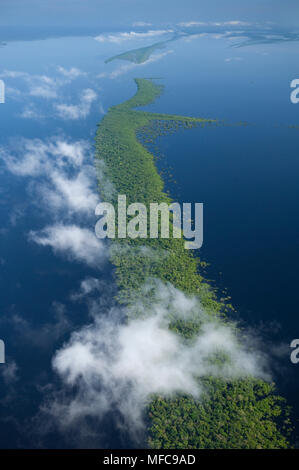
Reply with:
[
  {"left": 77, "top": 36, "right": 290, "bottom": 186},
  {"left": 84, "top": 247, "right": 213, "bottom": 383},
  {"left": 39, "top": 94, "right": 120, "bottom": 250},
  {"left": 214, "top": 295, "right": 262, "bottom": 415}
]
[
  {"left": 105, "top": 41, "right": 168, "bottom": 64},
  {"left": 95, "top": 78, "right": 292, "bottom": 448},
  {"left": 105, "top": 36, "right": 178, "bottom": 64}
]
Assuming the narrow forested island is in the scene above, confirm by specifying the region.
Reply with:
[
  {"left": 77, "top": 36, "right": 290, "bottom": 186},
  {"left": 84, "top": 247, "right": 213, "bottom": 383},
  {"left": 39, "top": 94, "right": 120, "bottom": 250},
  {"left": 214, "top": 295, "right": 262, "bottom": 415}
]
[{"left": 95, "top": 78, "right": 293, "bottom": 449}]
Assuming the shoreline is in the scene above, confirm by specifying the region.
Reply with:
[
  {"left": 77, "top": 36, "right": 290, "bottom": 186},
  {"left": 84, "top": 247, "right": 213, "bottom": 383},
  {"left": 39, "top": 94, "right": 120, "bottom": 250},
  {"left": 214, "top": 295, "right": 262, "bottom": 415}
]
[{"left": 95, "top": 78, "right": 292, "bottom": 449}]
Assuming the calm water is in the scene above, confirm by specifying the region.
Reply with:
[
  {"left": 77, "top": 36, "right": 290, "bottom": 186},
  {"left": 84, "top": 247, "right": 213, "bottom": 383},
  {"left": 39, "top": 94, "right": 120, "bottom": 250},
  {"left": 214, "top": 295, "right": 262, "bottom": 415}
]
[
  {"left": 0, "top": 26, "right": 298, "bottom": 447},
  {"left": 148, "top": 37, "right": 299, "bottom": 424}
]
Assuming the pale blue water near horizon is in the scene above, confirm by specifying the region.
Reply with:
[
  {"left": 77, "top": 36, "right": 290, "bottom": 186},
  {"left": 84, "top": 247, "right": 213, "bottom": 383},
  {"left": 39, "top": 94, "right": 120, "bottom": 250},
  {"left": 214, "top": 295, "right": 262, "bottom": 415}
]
[{"left": 0, "top": 22, "right": 299, "bottom": 447}]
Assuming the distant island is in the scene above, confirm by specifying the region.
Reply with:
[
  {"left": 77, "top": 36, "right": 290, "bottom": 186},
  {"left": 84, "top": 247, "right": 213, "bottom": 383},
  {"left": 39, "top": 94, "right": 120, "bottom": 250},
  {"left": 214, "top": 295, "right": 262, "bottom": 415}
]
[
  {"left": 105, "top": 40, "right": 170, "bottom": 64},
  {"left": 104, "top": 33, "right": 182, "bottom": 64}
]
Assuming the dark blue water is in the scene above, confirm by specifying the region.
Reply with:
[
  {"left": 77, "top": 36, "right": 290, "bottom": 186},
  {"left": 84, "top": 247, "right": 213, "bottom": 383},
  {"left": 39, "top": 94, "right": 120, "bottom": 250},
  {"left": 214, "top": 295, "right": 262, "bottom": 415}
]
[{"left": 145, "top": 38, "right": 299, "bottom": 429}]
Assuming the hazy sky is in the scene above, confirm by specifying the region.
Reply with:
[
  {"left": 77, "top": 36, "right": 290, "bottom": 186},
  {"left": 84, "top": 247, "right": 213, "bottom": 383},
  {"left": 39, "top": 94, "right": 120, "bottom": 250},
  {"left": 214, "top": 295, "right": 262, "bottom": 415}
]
[{"left": 1, "top": 0, "right": 298, "bottom": 29}]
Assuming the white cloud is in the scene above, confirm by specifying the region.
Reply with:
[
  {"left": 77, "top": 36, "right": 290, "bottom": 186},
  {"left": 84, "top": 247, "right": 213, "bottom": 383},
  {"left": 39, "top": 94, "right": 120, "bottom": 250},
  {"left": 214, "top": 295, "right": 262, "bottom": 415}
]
[
  {"left": 178, "top": 21, "right": 206, "bottom": 27},
  {"left": 1, "top": 67, "right": 103, "bottom": 122},
  {"left": 94, "top": 30, "right": 173, "bottom": 44},
  {"left": 57, "top": 66, "right": 87, "bottom": 79},
  {"left": 0, "top": 138, "right": 90, "bottom": 176},
  {"left": 0, "top": 360, "right": 18, "bottom": 385},
  {"left": 0, "top": 137, "right": 98, "bottom": 219},
  {"left": 55, "top": 89, "right": 98, "bottom": 120},
  {"left": 29, "top": 85, "right": 58, "bottom": 99},
  {"left": 182, "top": 31, "right": 234, "bottom": 43},
  {"left": 225, "top": 56, "right": 243, "bottom": 62},
  {"left": 0, "top": 70, "right": 58, "bottom": 100},
  {"left": 0, "top": 139, "right": 48, "bottom": 175},
  {"left": 19, "top": 104, "right": 44, "bottom": 119},
  {"left": 38, "top": 166, "right": 99, "bottom": 216},
  {"left": 178, "top": 20, "right": 250, "bottom": 28},
  {"left": 132, "top": 22, "right": 153, "bottom": 27},
  {"left": 29, "top": 224, "right": 107, "bottom": 268},
  {"left": 5, "top": 86, "right": 22, "bottom": 98},
  {"left": 0, "top": 70, "right": 29, "bottom": 79},
  {"left": 47, "top": 280, "right": 268, "bottom": 435},
  {"left": 222, "top": 21, "right": 250, "bottom": 26},
  {"left": 10, "top": 205, "right": 26, "bottom": 226},
  {"left": 2, "top": 136, "right": 104, "bottom": 273},
  {"left": 50, "top": 139, "right": 89, "bottom": 167},
  {"left": 0, "top": 67, "right": 89, "bottom": 113},
  {"left": 211, "top": 21, "right": 250, "bottom": 27},
  {"left": 70, "top": 277, "right": 102, "bottom": 301},
  {"left": 99, "top": 50, "right": 173, "bottom": 80},
  {"left": 9, "top": 304, "right": 72, "bottom": 349}
]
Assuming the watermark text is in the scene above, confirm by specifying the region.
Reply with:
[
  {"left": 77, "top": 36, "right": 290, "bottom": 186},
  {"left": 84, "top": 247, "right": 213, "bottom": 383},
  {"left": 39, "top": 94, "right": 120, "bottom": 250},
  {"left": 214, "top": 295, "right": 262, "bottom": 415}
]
[
  {"left": 290, "top": 79, "right": 299, "bottom": 104},
  {"left": 0, "top": 79, "right": 5, "bottom": 104},
  {"left": 95, "top": 195, "right": 203, "bottom": 249},
  {"left": 0, "top": 340, "right": 5, "bottom": 364}
]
